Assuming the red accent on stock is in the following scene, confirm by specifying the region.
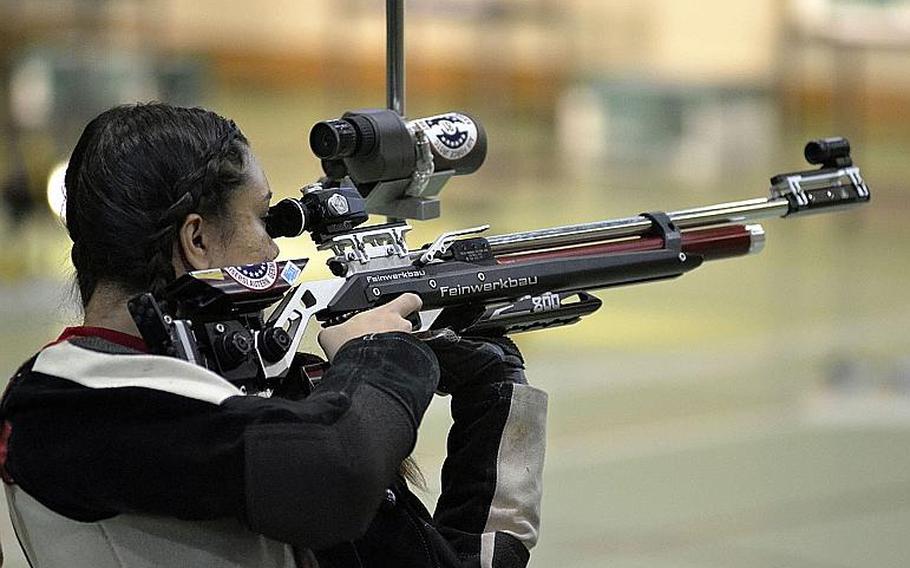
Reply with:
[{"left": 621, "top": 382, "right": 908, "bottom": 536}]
[
  {"left": 303, "top": 362, "right": 329, "bottom": 380},
  {"left": 495, "top": 225, "right": 754, "bottom": 265}
]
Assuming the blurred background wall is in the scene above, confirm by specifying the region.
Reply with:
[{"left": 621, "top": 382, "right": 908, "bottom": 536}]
[{"left": 0, "top": 1, "right": 908, "bottom": 566}]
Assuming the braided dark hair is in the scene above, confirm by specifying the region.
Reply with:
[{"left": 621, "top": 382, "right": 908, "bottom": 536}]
[{"left": 64, "top": 103, "right": 249, "bottom": 306}]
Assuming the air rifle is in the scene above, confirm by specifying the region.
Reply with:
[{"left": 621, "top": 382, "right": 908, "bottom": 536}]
[{"left": 128, "top": 126, "right": 869, "bottom": 394}]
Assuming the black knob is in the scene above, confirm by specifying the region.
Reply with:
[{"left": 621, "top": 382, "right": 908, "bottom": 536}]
[
  {"left": 346, "top": 114, "right": 377, "bottom": 156},
  {"left": 310, "top": 119, "right": 357, "bottom": 160},
  {"left": 805, "top": 138, "right": 851, "bottom": 168},
  {"left": 215, "top": 329, "right": 254, "bottom": 369},
  {"left": 260, "top": 327, "right": 292, "bottom": 363}
]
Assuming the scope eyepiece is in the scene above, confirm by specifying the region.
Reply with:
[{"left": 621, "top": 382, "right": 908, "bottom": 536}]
[
  {"left": 310, "top": 119, "right": 356, "bottom": 159},
  {"left": 265, "top": 185, "right": 369, "bottom": 244},
  {"left": 265, "top": 198, "right": 307, "bottom": 239},
  {"left": 804, "top": 137, "right": 852, "bottom": 168},
  {"left": 310, "top": 115, "right": 377, "bottom": 160}
]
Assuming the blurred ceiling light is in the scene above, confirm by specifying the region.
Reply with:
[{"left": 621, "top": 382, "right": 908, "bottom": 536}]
[
  {"left": 790, "top": 0, "right": 910, "bottom": 41},
  {"left": 789, "top": 0, "right": 828, "bottom": 34},
  {"left": 47, "top": 161, "right": 68, "bottom": 221}
]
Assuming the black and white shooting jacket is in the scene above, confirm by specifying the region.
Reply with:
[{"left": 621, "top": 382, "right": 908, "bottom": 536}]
[{"left": 1, "top": 327, "right": 547, "bottom": 567}]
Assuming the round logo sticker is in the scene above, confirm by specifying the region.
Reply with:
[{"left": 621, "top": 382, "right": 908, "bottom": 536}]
[
  {"left": 225, "top": 262, "right": 278, "bottom": 290},
  {"left": 410, "top": 113, "right": 477, "bottom": 161}
]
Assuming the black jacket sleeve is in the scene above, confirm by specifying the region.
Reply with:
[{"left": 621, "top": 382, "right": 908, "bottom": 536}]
[
  {"left": 240, "top": 332, "right": 439, "bottom": 548},
  {"left": 319, "top": 380, "right": 548, "bottom": 568},
  {"left": 1, "top": 332, "right": 439, "bottom": 551}
]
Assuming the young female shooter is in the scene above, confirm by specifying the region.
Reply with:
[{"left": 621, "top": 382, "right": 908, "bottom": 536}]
[{"left": 0, "top": 103, "right": 547, "bottom": 567}]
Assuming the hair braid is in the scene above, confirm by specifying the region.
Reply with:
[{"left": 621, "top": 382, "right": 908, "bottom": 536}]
[
  {"left": 145, "top": 226, "right": 179, "bottom": 298},
  {"left": 144, "top": 125, "right": 244, "bottom": 296},
  {"left": 64, "top": 103, "right": 250, "bottom": 306}
]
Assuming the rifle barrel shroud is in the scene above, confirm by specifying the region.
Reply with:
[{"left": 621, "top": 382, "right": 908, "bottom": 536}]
[
  {"left": 488, "top": 156, "right": 871, "bottom": 254},
  {"left": 486, "top": 197, "right": 785, "bottom": 255}
]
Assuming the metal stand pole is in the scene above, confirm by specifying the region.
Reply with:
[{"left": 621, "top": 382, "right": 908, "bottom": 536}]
[
  {"left": 387, "top": 0, "right": 405, "bottom": 116},
  {"left": 385, "top": 0, "right": 405, "bottom": 223}
]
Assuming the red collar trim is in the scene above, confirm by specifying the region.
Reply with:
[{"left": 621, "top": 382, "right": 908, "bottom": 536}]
[{"left": 55, "top": 326, "right": 148, "bottom": 353}]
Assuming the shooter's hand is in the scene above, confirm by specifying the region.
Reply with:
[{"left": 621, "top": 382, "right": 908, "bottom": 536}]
[
  {"left": 318, "top": 293, "right": 423, "bottom": 362},
  {"left": 424, "top": 330, "right": 527, "bottom": 395}
]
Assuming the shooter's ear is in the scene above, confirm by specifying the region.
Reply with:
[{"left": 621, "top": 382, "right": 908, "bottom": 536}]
[{"left": 176, "top": 213, "right": 213, "bottom": 272}]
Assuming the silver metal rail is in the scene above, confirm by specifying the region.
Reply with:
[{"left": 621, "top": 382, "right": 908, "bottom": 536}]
[{"left": 486, "top": 197, "right": 791, "bottom": 254}]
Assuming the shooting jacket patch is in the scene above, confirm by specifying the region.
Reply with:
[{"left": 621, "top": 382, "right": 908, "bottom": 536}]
[{"left": 226, "top": 263, "right": 278, "bottom": 290}]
